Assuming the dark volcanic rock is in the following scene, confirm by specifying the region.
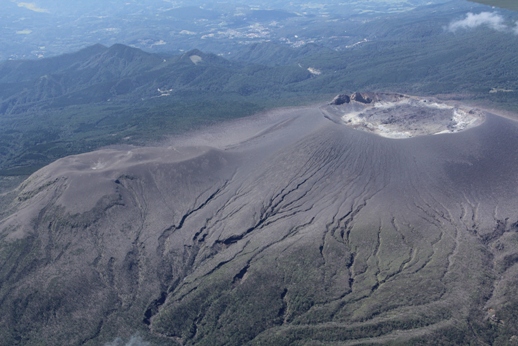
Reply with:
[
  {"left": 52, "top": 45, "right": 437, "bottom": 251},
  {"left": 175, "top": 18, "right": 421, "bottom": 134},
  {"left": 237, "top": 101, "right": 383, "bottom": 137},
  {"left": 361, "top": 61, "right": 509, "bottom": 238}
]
[
  {"left": 351, "top": 92, "right": 372, "bottom": 104},
  {"left": 330, "top": 93, "right": 351, "bottom": 105}
]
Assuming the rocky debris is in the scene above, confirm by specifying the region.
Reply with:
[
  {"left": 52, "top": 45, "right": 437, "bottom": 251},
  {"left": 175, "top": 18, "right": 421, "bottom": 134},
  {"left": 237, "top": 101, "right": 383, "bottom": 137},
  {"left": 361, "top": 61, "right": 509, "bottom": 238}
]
[
  {"left": 350, "top": 92, "right": 372, "bottom": 104},
  {"left": 331, "top": 92, "right": 374, "bottom": 105},
  {"left": 330, "top": 93, "right": 350, "bottom": 105}
]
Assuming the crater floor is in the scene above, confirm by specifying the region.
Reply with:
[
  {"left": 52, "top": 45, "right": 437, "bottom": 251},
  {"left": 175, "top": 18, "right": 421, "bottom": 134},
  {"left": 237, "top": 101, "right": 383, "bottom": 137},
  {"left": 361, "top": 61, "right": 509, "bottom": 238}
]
[{"left": 323, "top": 93, "right": 485, "bottom": 138}]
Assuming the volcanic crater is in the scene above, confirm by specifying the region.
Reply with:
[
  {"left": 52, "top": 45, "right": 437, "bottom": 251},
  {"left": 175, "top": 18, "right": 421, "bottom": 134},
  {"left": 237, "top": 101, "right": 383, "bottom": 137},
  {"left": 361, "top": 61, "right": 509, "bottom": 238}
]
[{"left": 323, "top": 92, "right": 484, "bottom": 138}]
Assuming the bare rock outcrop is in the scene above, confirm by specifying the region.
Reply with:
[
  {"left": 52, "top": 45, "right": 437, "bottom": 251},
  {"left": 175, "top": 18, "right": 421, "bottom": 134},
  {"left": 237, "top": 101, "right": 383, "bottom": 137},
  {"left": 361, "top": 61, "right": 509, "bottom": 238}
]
[
  {"left": 350, "top": 91, "right": 373, "bottom": 104},
  {"left": 330, "top": 93, "right": 350, "bottom": 105},
  {"left": 330, "top": 92, "right": 375, "bottom": 105}
]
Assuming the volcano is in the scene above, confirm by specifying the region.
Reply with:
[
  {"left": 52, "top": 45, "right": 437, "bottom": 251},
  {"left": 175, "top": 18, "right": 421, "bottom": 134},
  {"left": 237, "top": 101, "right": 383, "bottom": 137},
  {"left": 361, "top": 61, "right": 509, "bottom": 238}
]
[{"left": 1, "top": 96, "right": 518, "bottom": 345}]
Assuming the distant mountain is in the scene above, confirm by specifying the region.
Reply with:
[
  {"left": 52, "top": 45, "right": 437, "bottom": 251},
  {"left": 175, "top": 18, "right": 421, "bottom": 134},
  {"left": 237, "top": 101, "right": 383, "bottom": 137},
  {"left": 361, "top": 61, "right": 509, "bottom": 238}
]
[
  {"left": 163, "top": 6, "right": 221, "bottom": 20},
  {"left": 0, "top": 44, "right": 302, "bottom": 115},
  {"left": 0, "top": 44, "right": 108, "bottom": 84},
  {"left": 0, "top": 44, "right": 319, "bottom": 175},
  {"left": 247, "top": 9, "right": 299, "bottom": 22},
  {"left": 231, "top": 42, "right": 335, "bottom": 66},
  {"left": 0, "top": 44, "right": 167, "bottom": 113},
  {"left": 469, "top": 0, "right": 518, "bottom": 11}
]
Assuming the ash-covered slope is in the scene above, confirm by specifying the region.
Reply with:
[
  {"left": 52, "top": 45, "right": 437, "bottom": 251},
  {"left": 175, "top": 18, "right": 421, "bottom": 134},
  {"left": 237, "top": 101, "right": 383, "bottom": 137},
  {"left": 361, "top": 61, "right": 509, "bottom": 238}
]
[{"left": 1, "top": 104, "right": 518, "bottom": 345}]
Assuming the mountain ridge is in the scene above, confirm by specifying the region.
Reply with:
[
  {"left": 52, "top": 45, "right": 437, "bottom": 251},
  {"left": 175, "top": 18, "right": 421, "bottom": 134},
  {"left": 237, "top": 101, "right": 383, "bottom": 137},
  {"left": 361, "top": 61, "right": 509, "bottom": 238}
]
[
  {"left": 2, "top": 29, "right": 518, "bottom": 177},
  {"left": 0, "top": 43, "right": 316, "bottom": 116}
]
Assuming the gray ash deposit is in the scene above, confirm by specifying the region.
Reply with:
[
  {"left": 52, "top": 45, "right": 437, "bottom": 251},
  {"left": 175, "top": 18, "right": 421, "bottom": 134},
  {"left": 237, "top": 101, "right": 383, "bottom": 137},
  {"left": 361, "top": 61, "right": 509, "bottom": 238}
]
[{"left": 1, "top": 100, "right": 517, "bottom": 345}]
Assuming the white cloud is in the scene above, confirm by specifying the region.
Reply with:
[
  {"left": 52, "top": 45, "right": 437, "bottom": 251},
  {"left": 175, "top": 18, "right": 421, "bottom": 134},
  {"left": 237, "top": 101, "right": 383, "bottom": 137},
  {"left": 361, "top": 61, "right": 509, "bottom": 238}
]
[
  {"left": 449, "top": 12, "right": 507, "bottom": 32},
  {"left": 16, "top": 29, "right": 32, "bottom": 35},
  {"left": 514, "top": 22, "right": 518, "bottom": 35},
  {"left": 17, "top": 2, "right": 49, "bottom": 13}
]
